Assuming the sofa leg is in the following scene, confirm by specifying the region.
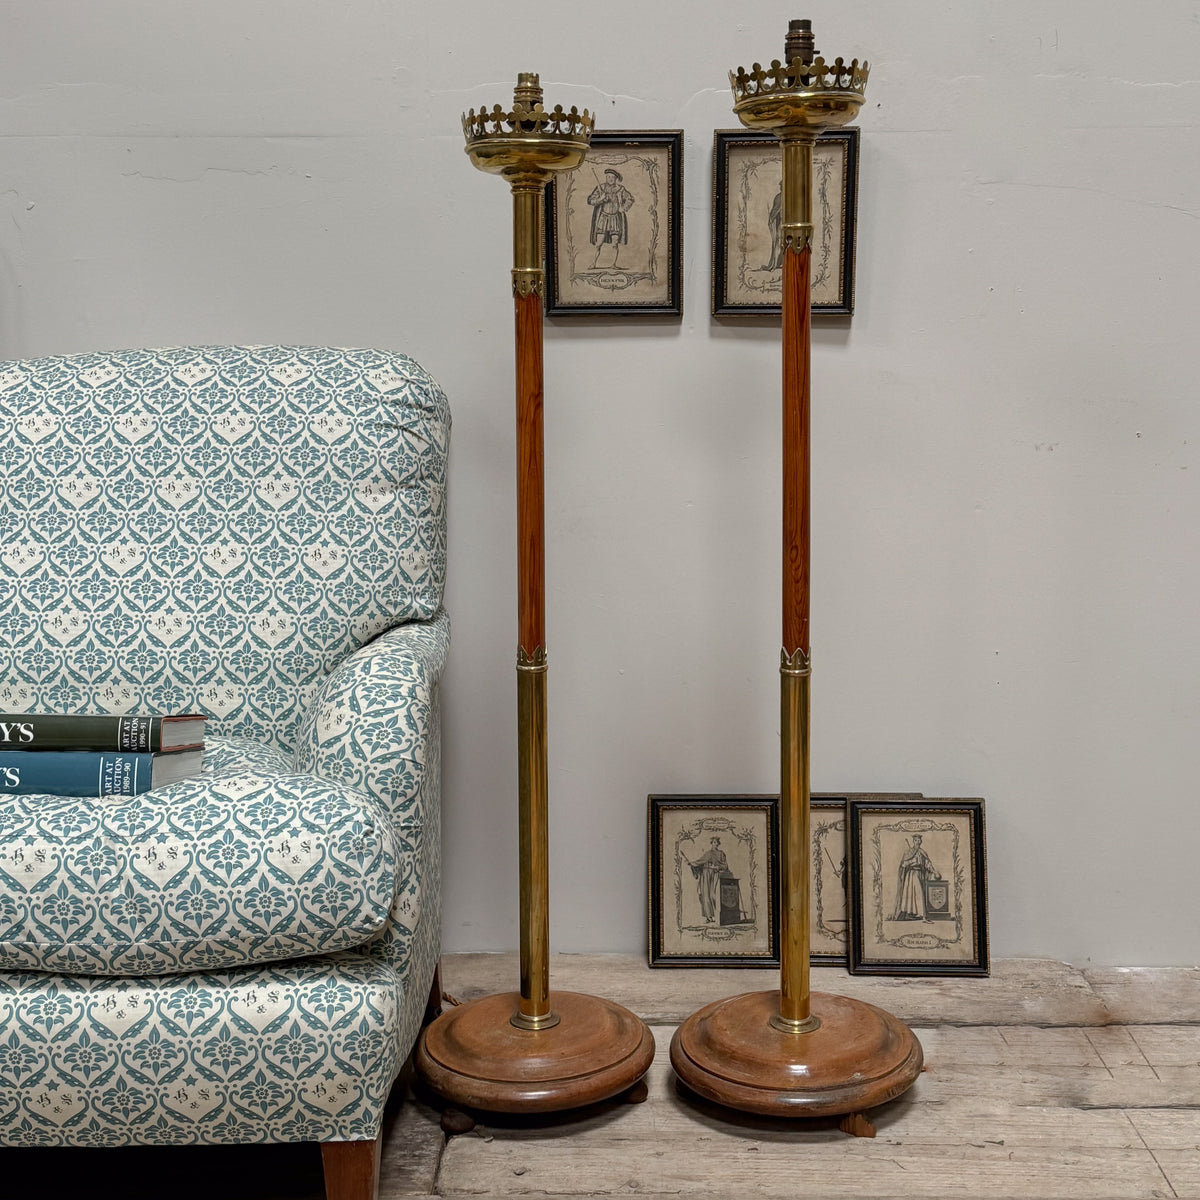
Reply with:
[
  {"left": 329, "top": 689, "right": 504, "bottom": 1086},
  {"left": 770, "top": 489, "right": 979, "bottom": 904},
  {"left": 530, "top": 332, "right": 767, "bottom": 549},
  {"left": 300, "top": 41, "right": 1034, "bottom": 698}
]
[{"left": 321, "top": 1136, "right": 382, "bottom": 1200}]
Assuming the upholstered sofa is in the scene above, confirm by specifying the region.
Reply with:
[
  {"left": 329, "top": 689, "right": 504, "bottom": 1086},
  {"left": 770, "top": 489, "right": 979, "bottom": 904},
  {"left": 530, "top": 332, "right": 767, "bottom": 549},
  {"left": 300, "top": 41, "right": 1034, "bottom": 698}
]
[{"left": 0, "top": 345, "right": 450, "bottom": 1199}]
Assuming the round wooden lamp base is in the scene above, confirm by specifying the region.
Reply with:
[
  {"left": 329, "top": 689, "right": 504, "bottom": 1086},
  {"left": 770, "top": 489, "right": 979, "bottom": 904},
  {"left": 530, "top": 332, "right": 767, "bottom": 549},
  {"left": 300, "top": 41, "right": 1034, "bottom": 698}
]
[
  {"left": 670, "top": 990, "right": 922, "bottom": 1119},
  {"left": 417, "top": 990, "right": 655, "bottom": 1114}
]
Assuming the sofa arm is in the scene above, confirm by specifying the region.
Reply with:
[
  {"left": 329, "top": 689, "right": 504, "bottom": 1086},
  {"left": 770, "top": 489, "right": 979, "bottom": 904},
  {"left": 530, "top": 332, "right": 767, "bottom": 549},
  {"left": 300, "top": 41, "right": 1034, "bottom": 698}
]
[{"left": 293, "top": 610, "right": 450, "bottom": 826}]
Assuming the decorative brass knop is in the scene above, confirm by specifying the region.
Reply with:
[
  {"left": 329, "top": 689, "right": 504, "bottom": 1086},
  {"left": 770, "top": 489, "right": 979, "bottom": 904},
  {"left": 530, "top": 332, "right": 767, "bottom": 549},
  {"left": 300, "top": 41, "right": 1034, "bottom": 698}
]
[
  {"left": 463, "top": 75, "right": 595, "bottom": 296},
  {"left": 462, "top": 75, "right": 594, "bottom": 184},
  {"left": 729, "top": 14, "right": 868, "bottom": 138},
  {"left": 729, "top": 54, "right": 869, "bottom": 127},
  {"left": 781, "top": 646, "right": 812, "bottom": 677}
]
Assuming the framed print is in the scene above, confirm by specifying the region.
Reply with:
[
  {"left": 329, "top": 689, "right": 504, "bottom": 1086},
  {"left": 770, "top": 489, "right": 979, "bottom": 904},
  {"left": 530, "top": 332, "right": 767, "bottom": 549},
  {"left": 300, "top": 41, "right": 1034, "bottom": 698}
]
[
  {"left": 648, "top": 795, "right": 779, "bottom": 967},
  {"left": 848, "top": 798, "right": 989, "bottom": 976},
  {"left": 810, "top": 796, "right": 849, "bottom": 965},
  {"left": 546, "top": 130, "right": 682, "bottom": 316},
  {"left": 811, "top": 793, "right": 925, "bottom": 966},
  {"left": 712, "top": 127, "right": 859, "bottom": 315}
]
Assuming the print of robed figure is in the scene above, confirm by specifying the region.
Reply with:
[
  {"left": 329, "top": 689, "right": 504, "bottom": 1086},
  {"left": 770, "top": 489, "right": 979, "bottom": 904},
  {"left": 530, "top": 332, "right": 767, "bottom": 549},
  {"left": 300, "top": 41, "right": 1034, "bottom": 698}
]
[
  {"left": 684, "top": 836, "right": 741, "bottom": 924},
  {"left": 891, "top": 834, "right": 941, "bottom": 921},
  {"left": 762, "top": 182, "right": 784, "bottom": 271}
]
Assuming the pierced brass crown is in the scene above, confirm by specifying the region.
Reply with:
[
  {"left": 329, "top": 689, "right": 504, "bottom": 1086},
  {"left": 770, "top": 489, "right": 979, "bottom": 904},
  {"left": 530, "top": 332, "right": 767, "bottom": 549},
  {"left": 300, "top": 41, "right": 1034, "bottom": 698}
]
[
  {"left": 730, "top": 19, "right": 868, "bottom": 135},
  {"left": 462, "top": 73, "right": 594, "bottom": 182},
  {"left": 463, "top": 72, "right": 593, "bottom": 149},
  {"left": 730, "top": 55, "right": 869, "bottom": 105},
  {"left": 462, "top": 99, "right": 595, "bottom": 145}
]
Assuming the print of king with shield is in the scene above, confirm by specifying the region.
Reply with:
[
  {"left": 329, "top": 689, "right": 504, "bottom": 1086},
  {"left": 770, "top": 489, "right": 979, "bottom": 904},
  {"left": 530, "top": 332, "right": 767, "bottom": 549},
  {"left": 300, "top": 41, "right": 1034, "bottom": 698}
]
[{"left": 848, "top": 799, "right": 989, "bottom": 976}]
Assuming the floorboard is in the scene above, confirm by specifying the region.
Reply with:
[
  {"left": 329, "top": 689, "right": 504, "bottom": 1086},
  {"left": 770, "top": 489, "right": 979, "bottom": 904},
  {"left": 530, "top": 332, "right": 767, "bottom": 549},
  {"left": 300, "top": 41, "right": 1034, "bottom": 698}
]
[
  {"left": 1, "top": 956, "right": 1197, "bottom": 1199},
  {"left": 440, "top": 953, "right": 1108, "bottom": 1027}
]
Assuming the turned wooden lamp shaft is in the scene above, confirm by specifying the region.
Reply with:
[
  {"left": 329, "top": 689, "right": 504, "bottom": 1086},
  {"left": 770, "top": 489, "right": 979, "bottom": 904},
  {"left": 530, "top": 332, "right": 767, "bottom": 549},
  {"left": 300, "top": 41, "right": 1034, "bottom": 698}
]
[
  {"left": 781, "top": 204, "right": 811, "bottom": 660},
  {"left": 515, "top": 288, "right": 546, "bottom": 655}
]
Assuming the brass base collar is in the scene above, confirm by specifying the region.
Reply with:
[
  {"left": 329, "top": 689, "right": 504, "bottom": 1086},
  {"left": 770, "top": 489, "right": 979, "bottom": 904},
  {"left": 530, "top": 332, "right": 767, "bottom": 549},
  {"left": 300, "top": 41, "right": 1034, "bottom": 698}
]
[
  {"left": 770, "top": 1012, "right": 822, "bottom": 1035},
  {"left": 510, "top": 1009, "right": 561, "bottom": 1031}
]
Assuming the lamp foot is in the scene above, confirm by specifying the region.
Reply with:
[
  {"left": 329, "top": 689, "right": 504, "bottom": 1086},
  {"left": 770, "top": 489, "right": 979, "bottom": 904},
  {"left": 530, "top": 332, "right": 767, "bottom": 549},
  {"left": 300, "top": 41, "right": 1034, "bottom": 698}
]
[
  {"left": 670, "top": 990, "right": 922, "bottom": 1119},
  {"left": 439, "top": 1107, "right": 477, "bottom": 1135},
  {"left": 417, "top": 990, "right": 654, "bottom": 1114},
  {"left": 840, "top": 1111, "right": 877, "bottom": 1138}
]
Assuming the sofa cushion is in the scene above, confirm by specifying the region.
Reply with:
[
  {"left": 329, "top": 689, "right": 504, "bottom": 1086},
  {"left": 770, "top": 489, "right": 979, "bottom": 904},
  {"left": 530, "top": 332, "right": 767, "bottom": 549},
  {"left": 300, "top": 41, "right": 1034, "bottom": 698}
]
[
  {"left": 0, "top": 738, "right": 398, "bottom": 975},
  {"left": 0, "top": 345, "right": 450, "bottom": 752},
  {"left": 0, "top": 952, "right": 405, "bottom": 1146}
]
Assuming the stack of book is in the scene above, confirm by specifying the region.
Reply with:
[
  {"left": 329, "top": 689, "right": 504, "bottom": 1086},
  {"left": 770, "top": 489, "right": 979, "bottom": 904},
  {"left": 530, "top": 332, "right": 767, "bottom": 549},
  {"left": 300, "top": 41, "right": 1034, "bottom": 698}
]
[{"left": 0, "top": 714, "right": 206, "bottom": 798}]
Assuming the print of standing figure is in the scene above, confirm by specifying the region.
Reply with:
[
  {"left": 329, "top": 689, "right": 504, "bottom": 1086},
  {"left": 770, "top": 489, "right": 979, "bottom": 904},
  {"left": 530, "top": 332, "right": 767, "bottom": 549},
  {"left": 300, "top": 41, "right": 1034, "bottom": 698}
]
[
  {"left": 761, "top": 181, "right": 784, "bottom": 272},
  {"left": 684, "top": 836, "right": 730, "bottom": 923},
  {"left": 587, "top": 168, "right": 635, "bottom": 268},
  {"left": 891, "top": 834, "right": 943, "bottom": 921}
]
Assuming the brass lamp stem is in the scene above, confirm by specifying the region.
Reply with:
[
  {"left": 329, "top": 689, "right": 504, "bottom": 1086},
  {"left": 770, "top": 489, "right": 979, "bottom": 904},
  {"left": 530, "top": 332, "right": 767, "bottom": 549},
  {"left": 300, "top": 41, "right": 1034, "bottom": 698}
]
[
  {"left": 669, "top": 25, "right": 923, "bottom": 1124},
  {"left": 775, "top": 649, "right": 816, "bottom": 1032},
  {"left": 772, "top": 126, "right": 819, "bottom": 1035},
  {"left": 458, "top": 69, "right": 593, "bottom": 1033},
  {"left": 780, "top": 136, "right": 815, "bottom": 255},
  {"left": 512, "top": 183, "right": 544, "bottom": 299},
  {"left": 516, "top": 647, "right": 555, "bottom": 1029},
  {"left": 762, "top": 106, "right": 817, "bottom": 1033},
  {"left": 417, "top": 74, "right": 655, "bottom": 1118},
  {"left": 511, "top": 174, "right": 556, "bottom": 1031}
]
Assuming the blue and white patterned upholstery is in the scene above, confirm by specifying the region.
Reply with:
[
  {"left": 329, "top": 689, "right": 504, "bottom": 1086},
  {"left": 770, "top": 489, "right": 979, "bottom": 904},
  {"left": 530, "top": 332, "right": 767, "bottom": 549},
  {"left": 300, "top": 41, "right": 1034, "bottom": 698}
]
[
  {"left": 0, "top": 743, "right": 400, "bottom": 975},
  {"left": 0, "top": 346, "right": 450, "bottom": 1148},
  {"left": 0, "top": 344, "right": 447, "bottom": 750}
]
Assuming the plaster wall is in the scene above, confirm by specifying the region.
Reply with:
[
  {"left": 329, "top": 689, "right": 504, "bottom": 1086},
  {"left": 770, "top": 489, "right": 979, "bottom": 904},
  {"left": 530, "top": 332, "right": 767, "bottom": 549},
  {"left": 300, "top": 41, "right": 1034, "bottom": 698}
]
[{"left": 1, "top": 1, "right": 1197, "bottom": 964}]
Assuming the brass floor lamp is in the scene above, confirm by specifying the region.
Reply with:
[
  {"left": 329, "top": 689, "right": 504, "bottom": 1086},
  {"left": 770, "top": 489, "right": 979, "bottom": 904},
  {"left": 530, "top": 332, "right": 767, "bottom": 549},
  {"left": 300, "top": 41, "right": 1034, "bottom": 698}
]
[
  {"left": 416, "top": 74, "right": 655, "bottom": 1115},
  {"left": 670, "top": 21, "right": 924, "bottom": 1133}
]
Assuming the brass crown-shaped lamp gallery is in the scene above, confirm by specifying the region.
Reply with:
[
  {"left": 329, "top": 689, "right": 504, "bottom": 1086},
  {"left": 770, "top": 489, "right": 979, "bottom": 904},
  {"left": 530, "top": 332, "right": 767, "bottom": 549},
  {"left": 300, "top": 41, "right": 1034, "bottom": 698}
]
[
  {"left": 669, "top": 22, "right": 924, "bottom": 1131},
  {"left": 416, "top": 74, "right": 654, "bottom": 1116}
]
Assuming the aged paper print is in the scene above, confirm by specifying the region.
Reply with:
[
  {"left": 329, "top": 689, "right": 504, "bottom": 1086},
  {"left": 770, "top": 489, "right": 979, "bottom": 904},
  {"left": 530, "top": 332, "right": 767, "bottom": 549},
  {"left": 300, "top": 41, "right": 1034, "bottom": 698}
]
[
  {"left": 658, "top": 805, "right": 772, "bottom": 959},
  {"left": 811, "top": 803, "right": 848, "bottom": 959},
  {"left": 859, "top": 810, "right": 978, "bottom": 964},
  {"left": 723, "top": 138, "right": 848, "bottom": 308},
  {"left": 555, "top": 145, "right": 673, "bottom": 307}
]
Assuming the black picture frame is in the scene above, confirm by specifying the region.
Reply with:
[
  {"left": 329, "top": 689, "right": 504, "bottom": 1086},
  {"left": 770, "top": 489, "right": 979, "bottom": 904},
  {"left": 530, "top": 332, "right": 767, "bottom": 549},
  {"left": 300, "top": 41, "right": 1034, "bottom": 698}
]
[
  {"left": 712, "top": 127, "right": 859, "bottom": 316},
  {"left": 648, "top": 795, "right": 779, "bottom": 967},
  {"left": 545, "top": 130, "right": 683, "bottom": 316},
  {"left": 811, "top": 793, "right": 926, "bottom": 967},
  {"left": 810, "top": 795, "right": 851, "bottom": 967},
  {"left": 847, "top": 798, "right": 989, "bottom": 977}
]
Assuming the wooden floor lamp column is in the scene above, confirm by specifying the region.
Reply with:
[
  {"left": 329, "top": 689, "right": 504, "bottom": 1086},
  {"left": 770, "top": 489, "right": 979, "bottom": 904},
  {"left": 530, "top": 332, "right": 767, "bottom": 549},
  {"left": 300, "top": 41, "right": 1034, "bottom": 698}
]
[
  {"left": 670, "top": 21, "right": 923, "bottom": 1133},
  {"left": 416, "top": 74, "right": 654, "bottom": 1115}
]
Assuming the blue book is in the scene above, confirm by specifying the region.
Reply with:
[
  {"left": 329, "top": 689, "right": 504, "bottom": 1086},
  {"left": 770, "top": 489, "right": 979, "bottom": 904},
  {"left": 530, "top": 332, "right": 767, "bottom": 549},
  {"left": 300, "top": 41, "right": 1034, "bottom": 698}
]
[{"left": 0, "top": 750, "right": 204, "bottom": 797}]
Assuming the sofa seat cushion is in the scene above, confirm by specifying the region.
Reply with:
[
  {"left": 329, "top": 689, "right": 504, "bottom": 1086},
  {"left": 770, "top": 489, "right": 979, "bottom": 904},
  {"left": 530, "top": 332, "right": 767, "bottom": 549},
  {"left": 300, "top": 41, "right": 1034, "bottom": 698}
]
[{"left": 0, "top": 738, "right": 397, "bottom": 976}]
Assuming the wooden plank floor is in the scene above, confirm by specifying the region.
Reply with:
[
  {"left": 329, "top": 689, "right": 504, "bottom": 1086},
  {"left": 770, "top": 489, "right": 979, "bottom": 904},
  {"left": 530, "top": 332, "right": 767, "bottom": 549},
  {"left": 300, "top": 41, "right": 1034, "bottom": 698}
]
[{"left": 4, "top": 955, "right": 1198, "bottom": 1199}]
